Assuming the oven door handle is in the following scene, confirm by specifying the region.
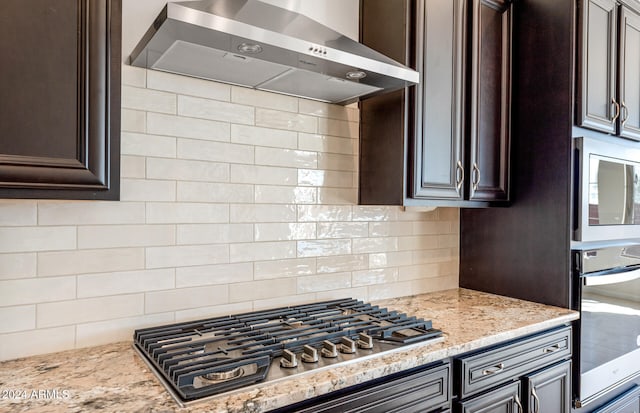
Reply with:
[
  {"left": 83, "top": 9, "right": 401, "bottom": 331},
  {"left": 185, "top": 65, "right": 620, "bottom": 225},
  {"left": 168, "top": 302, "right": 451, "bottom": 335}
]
[{"left": 583, "top": 267, "right": 640, "bottom": 286}]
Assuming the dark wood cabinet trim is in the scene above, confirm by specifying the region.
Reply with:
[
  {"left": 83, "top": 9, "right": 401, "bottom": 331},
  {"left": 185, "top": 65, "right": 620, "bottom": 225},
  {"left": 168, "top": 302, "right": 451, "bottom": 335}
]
[{"left": 0, "top": 0, "right": 121, "bottom": 200}]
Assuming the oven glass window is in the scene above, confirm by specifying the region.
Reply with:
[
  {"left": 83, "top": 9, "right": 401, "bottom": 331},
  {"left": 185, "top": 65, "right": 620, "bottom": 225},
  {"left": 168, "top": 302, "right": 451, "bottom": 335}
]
[{"left": 588, "top": 156, "right": 640, "bottom": 225}]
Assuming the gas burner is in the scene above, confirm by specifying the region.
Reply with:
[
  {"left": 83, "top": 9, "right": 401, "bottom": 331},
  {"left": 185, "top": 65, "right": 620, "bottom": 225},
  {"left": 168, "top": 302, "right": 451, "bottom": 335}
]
[{"left": 133, "top": 298, "right": 442, "bottom": 405}]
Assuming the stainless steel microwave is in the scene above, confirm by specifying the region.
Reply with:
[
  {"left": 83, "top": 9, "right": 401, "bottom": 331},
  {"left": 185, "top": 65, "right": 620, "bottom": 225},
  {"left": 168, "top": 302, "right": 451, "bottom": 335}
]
[{"left": 574, "top": 136, "right": 640, "bottom": 242}]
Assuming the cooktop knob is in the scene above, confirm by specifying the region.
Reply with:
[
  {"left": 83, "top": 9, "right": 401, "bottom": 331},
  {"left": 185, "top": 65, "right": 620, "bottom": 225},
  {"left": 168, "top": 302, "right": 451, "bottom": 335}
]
[
  {"left": 357, "top": 332, "right": 374, "bottom": 350},
  {"left": 339, "top": 336, "right": 356, "bottom": 354},
  {"left": 321, "top": 340, "right": 338, "bottom": 358},
  {"left": 280, "top": 349, "right": 298, "bottom": 368},
  {"left": 301, "top": 344, "right": 319, "bottom": 363}
]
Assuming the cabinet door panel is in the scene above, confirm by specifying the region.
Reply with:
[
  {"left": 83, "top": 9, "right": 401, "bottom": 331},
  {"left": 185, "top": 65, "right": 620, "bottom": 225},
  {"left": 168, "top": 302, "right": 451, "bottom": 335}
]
[
  {"left": 620, "top": 7, "right": 640, "bottom": 141},
  {"left": 0, "top": 0, "right": 121, "bottom": 199},
  {"left": 412, "top": 0, "right": 465, "bottom": 200},
  {"left": 577, "top": 0, "right": 618, "bottom": 134},
  {"left": 468, "top": 0, "right": 511, "bottom": 201},
  {"left": 524, "top": 360, "right": 571, "bottom": 413},
  {"left": 458, "top": 382, "right": 522, "bottom": 413}
]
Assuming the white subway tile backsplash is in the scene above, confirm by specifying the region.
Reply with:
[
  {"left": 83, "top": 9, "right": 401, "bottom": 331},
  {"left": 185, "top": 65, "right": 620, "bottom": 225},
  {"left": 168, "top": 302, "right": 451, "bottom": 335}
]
[
  {"left": 229, "top": 279, "right": 296, "bottom": 302},
  {"left": 38, "top": 201, "right": 145, "bottom": 225},
  {"left": 78, "top": 269, "right": 175, "bottom": 298},
  {"left": 176, "top": 263, "right": 253, "bottom": 288},
  {"left": 0, "top": 253, "right": 36, "bottom": 280},
  {"left": 175, "top": 302, "right": 252, "bottom": 322},
  {"left": 0, "top": 74, "right": 460, "bottom": 361},
  {"left": 177, "top": 224, "right": 252, "bottom": 245},
  {"left": 254, "top": 186, "right": 317, "bottom": 204},
  {"left": 178, "top": 95, "right": 254, "bottom": 125},
  {"left": 316, "top": 254, "right": 367, "bottom": 274},
  {"left": 298, "top": 100, "right": 358, "bottom": 122},
  {"left": 317, "top": 222, "right": 368, "bottom": 239},
  {"left": 297, "top": 239, "right": 351, "bottom": 258},
  {"left": 230, "top": 241, "right": 296, "bottom": 263},
  {"left": 38, "top": 248, "right": 145, "bottom": 277},
  {"left": 120, "top": 179, "right": 176, "bottom": 202},
  {"left": 145, "top": 285, "right": 229, "bottom": 314},
  {"left": 230, "top": 204, "right": 296, "bottom": 223},
  {"left": 0, "top": 326, "right": 75, "bottom": 361},
  {"left": 230, "top": 164, "right": 297, "bottom": 186},
  {"left": 352, "top": 237, "right": 398, "bottom": 254},
  {"left": 121, "top": 109, "right": 146, "bottom": 133},
  {"left": 254, "top": 257, "right": 316, "bottom": 280},
  {"left": 76, "top": 312, "right": 175, "bottom": 348},
  {"left": 297, "top": 272, "right": 351, "bottom": 293},
  {"left": 177, "top": 182, "right": 254, "bottom": 203},
  {"left": 298, "top": 169, "right": 354, "bottom": 188},
  {"left": 146, "top": 245, "right": 229, "bottom": 269},
  {"left": 37, "top": 294, "right": 144, "bottom": 328},
  {"left": 256, "top": 108, "right": 317, "bottom": 133},
  {"left": 147, "top": 158, "right": 229, "bottom": 183},
  {"left": 318, "top": 118, "right": 358, "bottom": 139},
  {"left": 178, "top": 138, "right": 254, "bottom": 164},
  {"left": 0, "top": 305, "right": 36, "bottom": 333},
  {"left": 298, "top": 133, "right": 355, "bottom": 155},
  {"left": 121, "top": 155, "right": 146, "bottom": 178},
  {"left": 297, "top": 205, "right": 352, "bottom": 222},
  {"left": 121, "top": 132, "right": 176, "bottom": 158},
  {"left": 317, "top": 188, "right": 358, "bottom": 205},
  {"left": 122, "top": 85, "right": 176, "bottom": 114},
  {"left": 0, "top": 277, "right": 76, "bottom": 306},
  {"left": 255, "top": 147, "right": 317, "bottom": 169},
  {"left": 254, "top": 223, "right": 316, "bottom": 242},
  {"left": 121, "top": 65, "right": 146, "bottom": 87},
  {"left": 232, "top": 87, "right": 298, "bottom": 112},
  {"left": 78, "top": 225, "right": 175, "bottom": 249},
  {"left": 0, "top": 201, "right": 36, "bottom": 226},
  {"left": 0, "top": 227, "right": 76, "bottom": 253},
  {"left": 148, "top": 70, "right": 230, "bottom": 101},
  {"left": 231, "top": 124, "right": 297, "bottom": 149},
  {"left": 147, "top": 203, "right": 229, "bottom": 224},
  {"left": 147, "top": 113, "right": 230, "bottom": 142}
]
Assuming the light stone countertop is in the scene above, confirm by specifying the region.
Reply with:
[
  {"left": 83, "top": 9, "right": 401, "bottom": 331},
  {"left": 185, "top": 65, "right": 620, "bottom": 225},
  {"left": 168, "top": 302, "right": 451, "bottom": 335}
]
[{"left": 0, "top": 288, "right": 579, "bottom": 413}]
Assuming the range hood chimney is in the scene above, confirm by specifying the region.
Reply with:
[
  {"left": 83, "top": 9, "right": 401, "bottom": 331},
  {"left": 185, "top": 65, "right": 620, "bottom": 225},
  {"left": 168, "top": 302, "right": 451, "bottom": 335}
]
[{"left": 130, "top": 0, "right": 418, "bottom": 105}]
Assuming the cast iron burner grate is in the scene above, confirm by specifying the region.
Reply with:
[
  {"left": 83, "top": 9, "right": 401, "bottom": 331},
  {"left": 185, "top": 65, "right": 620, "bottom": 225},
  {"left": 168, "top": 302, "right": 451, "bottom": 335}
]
[{"left": 133, "top": 298, "right": 442, "bottom": 403}]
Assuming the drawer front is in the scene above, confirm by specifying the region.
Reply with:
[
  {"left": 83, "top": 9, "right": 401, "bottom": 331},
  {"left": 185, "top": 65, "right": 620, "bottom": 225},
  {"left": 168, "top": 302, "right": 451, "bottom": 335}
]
[
  {"left": 593, "top": 385, "right": 640, "bottom": 413},
  {"left": 457, "top": 326, "right": 571, "bottom": 399},
  {"left": 296, "top": 362, "right": 451, "bottom": 413}
]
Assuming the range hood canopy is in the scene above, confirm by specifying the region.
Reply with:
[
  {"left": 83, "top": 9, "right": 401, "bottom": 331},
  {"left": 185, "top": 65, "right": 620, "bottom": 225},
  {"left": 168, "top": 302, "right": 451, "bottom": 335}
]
[{"left": 130, "top": 0, "right": 419, "bottom": 104}]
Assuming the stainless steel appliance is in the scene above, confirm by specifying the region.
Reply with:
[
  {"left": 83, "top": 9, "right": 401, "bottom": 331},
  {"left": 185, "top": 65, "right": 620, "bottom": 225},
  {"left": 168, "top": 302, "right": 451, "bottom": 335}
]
[
  {"left": 133, "top": 298, "right": 442, "bottom": 406},
  {"left": 574, "top": 136, "right": 640, "bottom": 242},
  {"left": 573, "top": 244, "right": 640, "bottom": 407},
  {"left": 130, "top": 0, "right": 419, "bottom": 104}
]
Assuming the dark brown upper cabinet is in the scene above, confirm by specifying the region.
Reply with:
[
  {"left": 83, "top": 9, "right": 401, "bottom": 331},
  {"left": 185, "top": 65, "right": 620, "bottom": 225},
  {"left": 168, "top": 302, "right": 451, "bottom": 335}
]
[
  {"left": 359, "top": 0, "right": 511, "bottom": 206},
  {"left": 0, "top": 0, "right": 121, "bottom": 199},
  {"left": 577, "top": 0, "right": 640, "bottom": 141}
]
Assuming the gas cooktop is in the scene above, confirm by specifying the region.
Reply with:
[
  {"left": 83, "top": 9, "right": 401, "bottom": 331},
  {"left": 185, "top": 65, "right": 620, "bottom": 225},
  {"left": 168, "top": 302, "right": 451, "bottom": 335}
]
[{"left": 133, "top": 298, "right": 443, "bottom": 406}]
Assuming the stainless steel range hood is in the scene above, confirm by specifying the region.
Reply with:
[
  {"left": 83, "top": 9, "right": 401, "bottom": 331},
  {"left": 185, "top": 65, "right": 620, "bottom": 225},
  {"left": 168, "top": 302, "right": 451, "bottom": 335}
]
[{"left": 130, "top": 0, "right": 418, "bottom": 104}]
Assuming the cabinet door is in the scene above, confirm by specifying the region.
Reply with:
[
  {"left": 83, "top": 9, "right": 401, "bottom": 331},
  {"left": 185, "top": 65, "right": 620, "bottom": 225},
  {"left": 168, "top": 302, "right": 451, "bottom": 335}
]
[
  {"left": 619, "top": 6, "right": 640, "bottom": 141},
  {"left": 524, "top": 360, "right": 571, "bottom": 413},
  {"left": 0, "top": 0, "right": 121, "bottom": 199},
  {"left": 576, "top": 0, "right": 618, "bottom": 134},
  {"left": 458, "top": 381, "right": 523, "bottom": 413},
  {"left": 412, "top": 0, "right": 466, "bottom": 200},
  {"left": 468, "top": 0, "right": 511, "bottom": 202}
]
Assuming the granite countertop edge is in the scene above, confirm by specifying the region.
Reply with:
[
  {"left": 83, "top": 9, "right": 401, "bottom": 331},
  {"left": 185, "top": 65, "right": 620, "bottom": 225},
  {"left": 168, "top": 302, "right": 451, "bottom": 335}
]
[{"left": 0, "top": 288, "right": 579, "bottom": 413}]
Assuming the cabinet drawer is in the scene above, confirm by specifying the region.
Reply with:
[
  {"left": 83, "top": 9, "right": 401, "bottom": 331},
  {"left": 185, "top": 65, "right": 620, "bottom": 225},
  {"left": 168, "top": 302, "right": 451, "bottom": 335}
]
[
  {"left": 456, "top": 326, "right": 571, "bottom": 399},
  {"left": 292, "top": 362, "right": 450, "bottom": 413}
]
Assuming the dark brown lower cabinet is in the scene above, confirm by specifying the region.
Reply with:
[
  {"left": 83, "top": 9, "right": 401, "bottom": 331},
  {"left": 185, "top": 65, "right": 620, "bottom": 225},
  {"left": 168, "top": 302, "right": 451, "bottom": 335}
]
[
  {"left": 458, "top": 382, "right": 523, "bottom": 413},
  {"left": 0, "top": 0, "right": 121, "bottom": 199},
  {"left": 524, "top": 360, "right": 571, "bottom": 413}
]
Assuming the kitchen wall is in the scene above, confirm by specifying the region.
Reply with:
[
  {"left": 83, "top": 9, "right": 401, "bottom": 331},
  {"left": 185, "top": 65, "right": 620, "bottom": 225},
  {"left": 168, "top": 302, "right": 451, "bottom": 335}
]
[{"left": 0, "top": 1, "right": 459, "bottom": 362}]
